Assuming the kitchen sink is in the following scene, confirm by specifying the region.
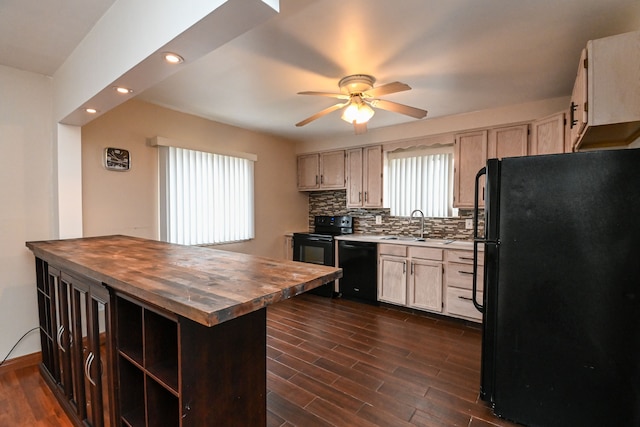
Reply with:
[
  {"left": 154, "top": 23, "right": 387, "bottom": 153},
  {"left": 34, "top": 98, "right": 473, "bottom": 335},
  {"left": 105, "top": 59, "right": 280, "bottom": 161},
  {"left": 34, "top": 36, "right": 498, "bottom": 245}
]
[{"left": 379, "top": 236, "right": 455, "bottom": 244}]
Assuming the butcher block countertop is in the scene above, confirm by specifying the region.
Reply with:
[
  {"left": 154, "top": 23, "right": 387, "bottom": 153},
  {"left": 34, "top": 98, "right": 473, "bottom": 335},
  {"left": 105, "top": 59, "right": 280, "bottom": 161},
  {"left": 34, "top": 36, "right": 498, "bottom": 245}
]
[{"left": 26, "top": 235, "right": 341, "bottom": 327}]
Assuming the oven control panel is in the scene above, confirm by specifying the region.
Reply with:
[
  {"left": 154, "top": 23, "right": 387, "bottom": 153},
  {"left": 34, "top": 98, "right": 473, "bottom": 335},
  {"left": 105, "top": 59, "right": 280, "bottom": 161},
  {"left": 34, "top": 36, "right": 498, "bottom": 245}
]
[
  {"left": 313, "top": 215, "right": 353, "bottom": 235},
  {"left": 314, "top": 215, "right": 352, "bottom": 227}
]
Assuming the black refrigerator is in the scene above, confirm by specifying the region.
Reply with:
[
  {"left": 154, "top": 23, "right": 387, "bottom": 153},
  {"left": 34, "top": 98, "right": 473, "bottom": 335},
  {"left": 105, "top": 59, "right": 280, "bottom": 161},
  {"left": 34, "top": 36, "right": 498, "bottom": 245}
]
[{"left": 473, "top": 148, "right": 640, "bottom": 427}]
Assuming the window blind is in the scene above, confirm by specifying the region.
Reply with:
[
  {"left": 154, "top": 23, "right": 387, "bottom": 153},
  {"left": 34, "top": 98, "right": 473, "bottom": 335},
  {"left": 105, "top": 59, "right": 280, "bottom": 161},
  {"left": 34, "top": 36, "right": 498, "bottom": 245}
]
[
  {"left": 159, "top": 146, "right": 254, "bottom": 245},
  {"left": 386, "top": 150, "right": 453, "bottom": 217}
]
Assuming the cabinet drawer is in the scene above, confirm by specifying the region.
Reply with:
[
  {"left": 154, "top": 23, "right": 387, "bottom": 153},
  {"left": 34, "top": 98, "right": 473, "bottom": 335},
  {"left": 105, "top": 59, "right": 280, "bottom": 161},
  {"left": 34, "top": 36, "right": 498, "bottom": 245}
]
[
  {"left": 409, "top": 246, "right": 443, "bottom": 261},
  {"left": 379, "top": 244, "right": 407, "bottom": 257},
  {"left": 446, "top": 287, "right": 482, "bottom": 321},
  {"left": 446, "top": 263, "right": 484, "bottom": 291},
  {"left": 447, "top": 249, "right": 483, "bottom": 265}
]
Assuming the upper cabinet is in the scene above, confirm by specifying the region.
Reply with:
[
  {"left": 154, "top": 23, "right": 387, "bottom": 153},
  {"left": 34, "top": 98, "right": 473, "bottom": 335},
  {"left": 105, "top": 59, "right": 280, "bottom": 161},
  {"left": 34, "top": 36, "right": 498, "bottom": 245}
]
[
  {"left": 530, "top": 112, "right": 566, "bottom": 156},
  {"left": 570, "top": 30, "right": 640, "bottom": 151},
  {"left": 346, "top": 145, "right": 383, "bottom": 208},
  {"left": 569, "top": 48, "right": 588, "bottom": 148},
  {"left": 455, "top": 117, "right": 569, "bottom": 208},
  {"left": 454, "top": 130, "right": 487, "bottom": 208},
  {"left": 297, "top": 150, "right": 345, "bottom": 191},
  {"left": 488, "top": 124, "right": 529, "bottom": 159}
]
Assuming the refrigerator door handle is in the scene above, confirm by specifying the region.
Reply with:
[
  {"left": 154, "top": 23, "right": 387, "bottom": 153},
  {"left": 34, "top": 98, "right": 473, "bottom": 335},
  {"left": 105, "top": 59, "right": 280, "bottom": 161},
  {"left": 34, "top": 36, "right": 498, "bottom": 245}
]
[{"left": 472, "top": 167, "right": 487, "bottom": 313}]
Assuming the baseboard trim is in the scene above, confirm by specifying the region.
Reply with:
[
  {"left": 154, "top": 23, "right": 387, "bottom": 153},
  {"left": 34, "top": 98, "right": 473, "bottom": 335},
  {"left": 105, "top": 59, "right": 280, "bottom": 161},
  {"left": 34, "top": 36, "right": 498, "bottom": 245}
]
[{"left": 0, "top": 351, "right": 41, "bottom": 375}]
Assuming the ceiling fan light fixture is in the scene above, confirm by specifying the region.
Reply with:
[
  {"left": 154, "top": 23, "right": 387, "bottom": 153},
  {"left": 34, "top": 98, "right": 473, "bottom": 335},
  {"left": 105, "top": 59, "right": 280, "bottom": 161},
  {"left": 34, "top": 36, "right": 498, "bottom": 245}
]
[
  {"left": 296, "top": 74, "right": 425, "bottom": 133},
  {"left": 341, "top": 101, "right": 375, "bottom": 124}
]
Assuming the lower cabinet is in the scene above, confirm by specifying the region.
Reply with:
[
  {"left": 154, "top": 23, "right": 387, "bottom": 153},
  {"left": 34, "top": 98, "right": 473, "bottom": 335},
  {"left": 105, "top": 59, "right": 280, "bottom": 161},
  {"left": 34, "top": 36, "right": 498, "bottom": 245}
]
[
  {"left": 35, "top": 258, "right": 114, "bottom": 427},
  {"left": 445, "top": 249, "right": 484, "bottom": 322},
  {"left": 409, "top": 258, "right": 443, "bottom": 312},
  {"left": 114, "top": 293, "right": 266, "bottom": 426},
  {"left": 378, "top": 251, "right": 407, "bottom": 305},
  {"left": 35, "top": 258, "right": 267, "bottom": 426},
  {"left": 284, "top": 234, "right": 293, "bottom": 260},
  {"left": 378, "top": 244, "right": 443, "bottom": 313},
  {"left": 376, "top": 244, "right": 484, "bottom": 323}
]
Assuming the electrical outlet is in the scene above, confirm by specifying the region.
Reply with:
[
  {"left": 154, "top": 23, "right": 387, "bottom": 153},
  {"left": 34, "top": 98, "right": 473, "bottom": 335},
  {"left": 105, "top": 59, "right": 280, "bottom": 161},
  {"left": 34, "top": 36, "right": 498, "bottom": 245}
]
[
  {"left": 375, "top": 215, "right": 382, "bottom": 225},
  {"left": 465, "top": 219, "right": 473, "bottom": 230}
]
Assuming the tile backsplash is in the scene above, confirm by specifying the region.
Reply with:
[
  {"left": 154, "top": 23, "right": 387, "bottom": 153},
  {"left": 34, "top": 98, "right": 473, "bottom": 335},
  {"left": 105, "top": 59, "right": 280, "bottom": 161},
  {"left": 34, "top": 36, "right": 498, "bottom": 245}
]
[{"left": 308, "top": 190, "right": 483, "bottom": 241}]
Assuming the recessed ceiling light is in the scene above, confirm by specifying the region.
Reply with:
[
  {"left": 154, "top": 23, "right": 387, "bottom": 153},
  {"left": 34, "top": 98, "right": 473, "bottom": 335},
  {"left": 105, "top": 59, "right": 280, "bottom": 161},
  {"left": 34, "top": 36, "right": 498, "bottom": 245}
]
[
  {"left": 163, "top": 52, "right": 184, "bottom": 64},
  {"left": 114, "top": 86, "right": 134, "bottom": 94},
  {"left": 85, "top": 108, "right": 98, "bottom": 114}
]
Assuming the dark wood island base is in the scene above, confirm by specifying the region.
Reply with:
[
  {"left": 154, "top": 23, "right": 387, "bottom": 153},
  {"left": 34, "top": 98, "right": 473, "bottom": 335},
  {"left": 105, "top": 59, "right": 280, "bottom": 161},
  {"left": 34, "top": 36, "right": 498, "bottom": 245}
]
[{"left": 27, "top": 235, "right": 340, "bottom": 427}]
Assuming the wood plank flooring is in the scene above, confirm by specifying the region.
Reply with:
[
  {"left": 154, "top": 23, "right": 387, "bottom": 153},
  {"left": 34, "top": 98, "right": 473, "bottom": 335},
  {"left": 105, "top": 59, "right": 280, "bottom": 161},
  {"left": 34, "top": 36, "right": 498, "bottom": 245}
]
[
  {"left": 0, "top": 293, "right": 518, "bottom": 426},
  {"left": 265, "top": 294, "right": 517, "bottom": 427}
]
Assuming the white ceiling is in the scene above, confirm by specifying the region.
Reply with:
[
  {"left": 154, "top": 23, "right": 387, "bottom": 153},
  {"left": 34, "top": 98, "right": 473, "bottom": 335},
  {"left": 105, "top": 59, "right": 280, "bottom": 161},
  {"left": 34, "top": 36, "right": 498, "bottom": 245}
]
[{"left": 2, "top": 0, "right": 639, "bottom": 141}]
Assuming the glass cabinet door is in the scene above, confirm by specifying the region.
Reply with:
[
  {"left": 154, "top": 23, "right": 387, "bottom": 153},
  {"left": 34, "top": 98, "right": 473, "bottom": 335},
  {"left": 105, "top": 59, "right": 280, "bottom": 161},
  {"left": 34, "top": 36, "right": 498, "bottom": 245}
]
[
  {"left": 54, "top": 273, "right": 76, "bottom": 402},
  {"left": 68, "top": 274, "right": 111, "bottom": 427},
  {"left": 86, "top": 286, "right": 110, "bottom": 427}
]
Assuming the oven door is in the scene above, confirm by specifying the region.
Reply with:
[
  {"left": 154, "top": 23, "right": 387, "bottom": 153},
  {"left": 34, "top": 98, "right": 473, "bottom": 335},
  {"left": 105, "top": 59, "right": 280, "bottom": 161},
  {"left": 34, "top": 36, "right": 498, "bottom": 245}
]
[
  {"left": 292, "top": 234, "right": 335, "bottom": 297},
  {"left": 293, "top": 234, "right": 333, "bottom": 265}
]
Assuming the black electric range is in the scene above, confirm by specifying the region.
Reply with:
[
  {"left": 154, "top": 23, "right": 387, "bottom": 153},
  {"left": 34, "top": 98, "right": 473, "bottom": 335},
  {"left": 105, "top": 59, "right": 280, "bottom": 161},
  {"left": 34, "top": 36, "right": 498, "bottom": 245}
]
[{"left": 292, "top": 215, "right": 353, "bottom": 297}]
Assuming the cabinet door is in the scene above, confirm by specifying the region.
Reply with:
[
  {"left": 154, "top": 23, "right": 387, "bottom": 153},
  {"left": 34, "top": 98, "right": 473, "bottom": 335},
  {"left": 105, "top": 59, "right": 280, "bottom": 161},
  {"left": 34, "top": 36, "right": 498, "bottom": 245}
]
[
  {"left": 378, "top": 255, "right": 406, "bottom": 305},
  {"left": 488, "top": 124, "right": 528, "bottom": 159},
  {"left": 35, "top": 260, "right": 59, "bottom": 384},
  {"left": 320, "top": 150, "right": 345, "bottom": 189},
  {"left": 569, "top": 48, "right": 588, "bottom": 150},
  {"left": 297, "top": 154, "right": 320, "bottom": 190},
  {"left": 408, "top": 260, "right": 443, "bottom": 312},
  {"left": 530, "top": 112, "right": 565, "bottom": 155},
  {"left": 284, "top": 235, "right": 293, "bottom": 260},
  {"left": 363, "top": 145, "right": 383, "bottom": 207},
  {"left": 68, "top": 274, "right": 112, "bottom": 427},
  {"left": 51, "top": 269, "right": 76, "bottom": 400},
  {"left": 346, "top": 148, "right": 364, "bottom": 207},
  {"left": 454, "top": 130, "right": 487, "bottom": 208},
  {"left": 88, "top": 284, "right": 112, "bottom": 427}
]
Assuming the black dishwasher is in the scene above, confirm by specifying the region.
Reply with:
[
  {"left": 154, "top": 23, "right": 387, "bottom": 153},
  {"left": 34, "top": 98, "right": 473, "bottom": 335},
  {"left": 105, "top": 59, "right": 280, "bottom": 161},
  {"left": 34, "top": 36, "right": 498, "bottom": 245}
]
[{"left": 338, "top": 240, "right": 377, "bottom": 303}]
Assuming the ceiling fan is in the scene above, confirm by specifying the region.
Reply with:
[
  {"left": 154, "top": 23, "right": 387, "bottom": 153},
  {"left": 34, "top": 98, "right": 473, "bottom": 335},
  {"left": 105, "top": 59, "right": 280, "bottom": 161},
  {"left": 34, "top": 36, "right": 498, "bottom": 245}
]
[{"left": 295, "top": 74, "right": 427, "bottom": 134}]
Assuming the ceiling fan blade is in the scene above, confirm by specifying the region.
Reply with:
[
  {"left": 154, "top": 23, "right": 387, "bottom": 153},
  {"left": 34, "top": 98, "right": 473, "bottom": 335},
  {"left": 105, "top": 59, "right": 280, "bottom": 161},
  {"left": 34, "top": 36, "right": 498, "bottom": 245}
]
[
  {"left": 295, "top": 102, "right": 347, "bottom": 127},
  {"left": 364, "top": 81, "right": 411, "bottom": 98},
  {"left": 353, "top": 122, "right": 368, "bottom": 135},
  {"left": 369, "top": 99, "right": 427, "bottom": 119},
  {"left": 298, "top": 91, "right": 349, "bottom": 99}
]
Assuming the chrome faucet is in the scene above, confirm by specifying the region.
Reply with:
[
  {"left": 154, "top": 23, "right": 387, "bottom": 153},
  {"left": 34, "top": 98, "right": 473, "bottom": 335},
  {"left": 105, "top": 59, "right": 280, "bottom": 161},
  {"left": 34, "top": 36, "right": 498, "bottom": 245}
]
[{"left": 410, "top": 209, "right": 425, "bottom": 240}]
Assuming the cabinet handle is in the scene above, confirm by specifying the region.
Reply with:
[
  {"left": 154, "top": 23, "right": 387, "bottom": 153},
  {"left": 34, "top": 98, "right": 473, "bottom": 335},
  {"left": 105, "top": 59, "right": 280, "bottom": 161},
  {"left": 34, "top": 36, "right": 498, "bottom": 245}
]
[
  {"left": 84, "top": 351, "right": 97, "bottom": 386},
  {"left": 458, "top": 296, "right": 473, "bottom": 301},
  {"left": 57, "top": 325, "right": 65, "bottom": 352},
  {"left": 459, "top": 256, "right": 474, "bottom": 261},
  {"left": 570, "top": 101, "right": 578, "bottom": 129},
  {"left": 410, "top": 262, "right": 414, "bottom": 275},
  {"left": 321, "top": 175, "right": 324, "bottom": 184},
  {"left": 458, "top": 270, "right": 473, "bottom": 275},
  {"left": 359, "top": 192, "right": 362, "bottom": 202},
  {"left": 364, "top": 191, "right": 368, "bottom": 202},
  {"left": 315, "top": 175, "right": 319, "bottom": 185},
  {"left": 403, "top": 261, "right": 406, "bottom": 274}
]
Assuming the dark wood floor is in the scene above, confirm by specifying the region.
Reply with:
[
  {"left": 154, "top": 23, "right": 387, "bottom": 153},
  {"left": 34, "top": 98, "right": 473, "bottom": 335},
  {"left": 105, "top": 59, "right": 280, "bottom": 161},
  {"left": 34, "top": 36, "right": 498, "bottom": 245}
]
[{"left": 0, "top": 293, "right": 519, "bottom": 426}]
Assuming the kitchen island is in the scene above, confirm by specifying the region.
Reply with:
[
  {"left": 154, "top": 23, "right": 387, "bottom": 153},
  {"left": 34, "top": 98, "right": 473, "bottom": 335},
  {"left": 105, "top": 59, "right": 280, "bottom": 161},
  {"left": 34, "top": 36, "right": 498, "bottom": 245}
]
[{"left": 27, "top": 235, "right": 341, "bottom": 427}]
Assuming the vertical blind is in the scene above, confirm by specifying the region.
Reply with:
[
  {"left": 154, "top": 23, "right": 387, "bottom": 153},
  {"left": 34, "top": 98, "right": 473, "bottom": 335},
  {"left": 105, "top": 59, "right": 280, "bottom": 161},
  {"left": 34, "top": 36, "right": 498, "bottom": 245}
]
[
  {"left": 159, "top": 146, "right": 254, "bottom": 245},
  {"left": 387, "top": 150, "right": 453, "bottom": 217}
]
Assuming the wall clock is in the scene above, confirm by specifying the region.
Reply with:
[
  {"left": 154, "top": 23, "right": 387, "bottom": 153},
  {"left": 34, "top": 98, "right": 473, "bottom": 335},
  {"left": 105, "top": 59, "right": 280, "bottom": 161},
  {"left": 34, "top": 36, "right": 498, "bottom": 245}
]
[{"left": 104, "top": 147, "right": 130, "bottom": 171}]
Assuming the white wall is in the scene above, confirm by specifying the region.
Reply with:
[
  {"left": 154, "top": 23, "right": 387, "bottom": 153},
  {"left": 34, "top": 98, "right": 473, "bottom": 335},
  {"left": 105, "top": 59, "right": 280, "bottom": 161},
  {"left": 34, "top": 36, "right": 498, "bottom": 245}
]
[{"left": 0, "top": 65, "right": 55, "bottom": 359}]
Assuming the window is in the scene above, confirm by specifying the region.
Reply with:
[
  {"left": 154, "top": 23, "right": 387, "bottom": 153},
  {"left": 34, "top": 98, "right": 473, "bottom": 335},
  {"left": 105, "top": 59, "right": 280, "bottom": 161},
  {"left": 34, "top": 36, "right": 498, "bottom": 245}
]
[
  {"left": 159, "top": 146, "right": 254, "bottom": 245},
  {"left": 385, "top": 145, "right": 455, "bottom": 217}
]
